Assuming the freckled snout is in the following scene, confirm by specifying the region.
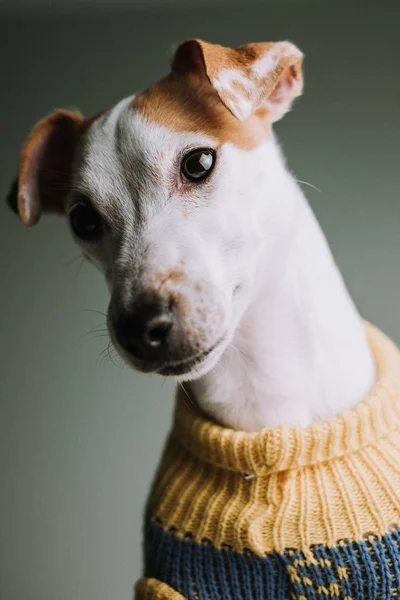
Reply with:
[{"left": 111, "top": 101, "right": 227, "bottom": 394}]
[{"left": 109, "top": 277, "right": 228, "bottom": 378}]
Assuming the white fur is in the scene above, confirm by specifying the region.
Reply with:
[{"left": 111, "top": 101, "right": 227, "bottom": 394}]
[
  {"left": 212, "top": 68, "right": 256, "bottom": 121},
  {"left": 71, "top": 95, "right": 376, "bottom": 432},
  {"left": 252, "top": 42, "right": 302, "bottom": 79},
  {"left": 251, "top": 48, "right": 281, "bottom": 79},
  {"left": 190, "top": 145, "right": 376, "bottom": 429}
]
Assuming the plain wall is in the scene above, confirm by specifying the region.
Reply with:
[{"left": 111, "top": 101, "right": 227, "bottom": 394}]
[{"left": 1, "top": 2, "right": 399, "bottom": 599}]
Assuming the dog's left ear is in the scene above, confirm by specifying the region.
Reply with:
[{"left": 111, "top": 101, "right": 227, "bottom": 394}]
[
  {"left": 7, "top": 110, "right": 84, "bottom": 226},
  {"left": 172, "top": 39, "right": 303, "bottom": 122}
]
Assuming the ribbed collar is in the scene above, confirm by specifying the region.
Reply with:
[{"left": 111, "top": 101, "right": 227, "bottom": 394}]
[{"left": 173, "top": 323, "right": 400, "bottom": 476}]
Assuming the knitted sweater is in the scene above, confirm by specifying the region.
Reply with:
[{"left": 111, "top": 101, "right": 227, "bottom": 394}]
[{"left": 135, "top": 324, "right": 400, "bottom": 600}]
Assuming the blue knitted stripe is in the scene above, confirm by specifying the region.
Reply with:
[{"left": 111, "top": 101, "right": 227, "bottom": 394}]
[
  {"left": 144, "top": 521, "right": 289, "bottom": 599},
  {"left": 214, "top": 545, "right": 232, "bottom": 600},
  {"left": 385, "top": 531, "right": 400, "bottom": 595},
  {"left": 144, "top": 521, "right": 400, "bottom": 599},
  {"left": 330, "top": 545, "right": 354, "bottom": 599}
]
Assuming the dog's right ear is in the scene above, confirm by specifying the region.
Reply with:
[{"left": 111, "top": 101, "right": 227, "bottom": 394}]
[
  {"left": 172, "top": 39, "right": 303, "bottom": 123},
  {"left": 7, "top": 110, "right": 84, "bottom": 226}
]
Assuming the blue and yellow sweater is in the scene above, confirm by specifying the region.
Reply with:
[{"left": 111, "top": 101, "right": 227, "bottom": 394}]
[{"left": 135, "top": 324, "right": 400, "bottom": 599}]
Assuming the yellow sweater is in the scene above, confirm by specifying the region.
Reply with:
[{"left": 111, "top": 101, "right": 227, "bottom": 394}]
[{"left": 136, "top": 324, "right": 400, "bottom": 599}]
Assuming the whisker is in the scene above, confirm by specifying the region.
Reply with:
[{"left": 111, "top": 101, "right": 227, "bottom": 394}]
[
  {"left": 83, "top": 309, "right": 108, "bottom": 318},
  {"left": 82, "top": 333, "right": 110, "bottom": 344},
  {"left": 179, "top": 382, "right": 194, "bottom": 410},
  {"left": 63, "top": 253, "right": 85, "bottom": 267},
  {"left": 111, "top": 346, "right": 124, "bottom": 365},
  {"left": 107, "top": 340, "right": 122, "bottom": 369},
  {"left": 229, "top": 342, "right": 257, "bottom": 368},
  {"left": 229, "top": 342, "right": 246, "bottom": 359},
  {"left": 86, "top": 329, "right": 109, "bottom": 336},
  {"left": 96, "top": 346, "right": 109, "bottom": 368},
  {"left": 295, "top": 179, "right": 322, "bottom": 193},
  {"left": 79, "top": 325, "right": 108, "bottom": 340},
  {"left": 74, "top": 256, "right": 87, "bottom": 281}
]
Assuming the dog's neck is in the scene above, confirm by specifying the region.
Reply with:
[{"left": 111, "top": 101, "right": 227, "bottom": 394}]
[{"left": 190, "top": 137, "right": 376, "bottom": 432}]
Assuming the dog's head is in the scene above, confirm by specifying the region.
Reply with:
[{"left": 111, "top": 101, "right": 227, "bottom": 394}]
[{"left": 7, "top": 39, "right": 303, "bottom": 379}]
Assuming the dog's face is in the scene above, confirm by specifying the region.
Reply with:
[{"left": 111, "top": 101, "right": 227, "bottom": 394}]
[{"left": 8, "top": 39, "right": 303, "bottom": 379}]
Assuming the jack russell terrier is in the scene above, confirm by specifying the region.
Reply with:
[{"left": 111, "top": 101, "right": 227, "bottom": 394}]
[{"left": 7, "top": 39, "right": 400, "bottom": 600}]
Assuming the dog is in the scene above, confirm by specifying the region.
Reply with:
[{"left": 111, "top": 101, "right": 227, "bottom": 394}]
[{"left": 8, "top": 39, "right": 400, "bottom": 600}]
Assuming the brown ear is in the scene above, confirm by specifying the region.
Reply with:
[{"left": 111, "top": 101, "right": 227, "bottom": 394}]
[
  {"left": 172, "top": 39, "right": 303, "bottom": 123},
  {"left": 10, "top": 110, "right": 84, "bottom": 226}
]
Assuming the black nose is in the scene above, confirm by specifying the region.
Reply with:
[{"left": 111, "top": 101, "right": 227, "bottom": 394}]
[
  {"left": 114, "top": 299, "right": 173, "bottom": 361},
  {"left": 143, "top": 313, "right": 172, "bottom": 348}
]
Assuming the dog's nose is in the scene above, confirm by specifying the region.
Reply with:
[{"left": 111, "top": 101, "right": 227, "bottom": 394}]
[
  {"left": 143, "top": 313, "right": 173, "bottom": 348},
  {"left": 114, "top": 299, "right": 174, "bottom": 361}
]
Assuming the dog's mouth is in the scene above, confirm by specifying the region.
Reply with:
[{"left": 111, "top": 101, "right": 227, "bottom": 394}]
[
  {"left": 118, "top": 336, "right": 226, "bottom": 378},
  {"left": 156, "top": 342, "right": 221, "bottom": 377}
]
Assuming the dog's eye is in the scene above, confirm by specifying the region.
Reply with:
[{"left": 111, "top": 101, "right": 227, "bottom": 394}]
[
  {"left": 181, "top": 148, "right": 216, "bottom": 182},
  {"left": 69, "top": 203, "right": 103, "bottom": 241}
]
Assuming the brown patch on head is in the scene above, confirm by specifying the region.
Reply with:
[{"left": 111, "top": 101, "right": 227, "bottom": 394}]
[
  {"left": 134, "top": 71, "right": 270, "bottom": 151},
  {"left": 133, "top": 38, "right": 303, "bottom": 150}
]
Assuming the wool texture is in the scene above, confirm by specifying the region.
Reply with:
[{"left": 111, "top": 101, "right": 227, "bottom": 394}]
[{"left": 135, "top": 324, "right": 400, "bottom": 599}]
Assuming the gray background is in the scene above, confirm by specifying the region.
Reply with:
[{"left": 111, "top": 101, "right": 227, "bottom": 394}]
[{"left": 1, "top": 1, "right": 399, "bottom": 599}]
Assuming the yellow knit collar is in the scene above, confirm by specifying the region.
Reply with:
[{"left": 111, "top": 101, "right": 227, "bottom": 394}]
[{"left": 173, "top": 323, "right": 400, "bottom": 476}]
